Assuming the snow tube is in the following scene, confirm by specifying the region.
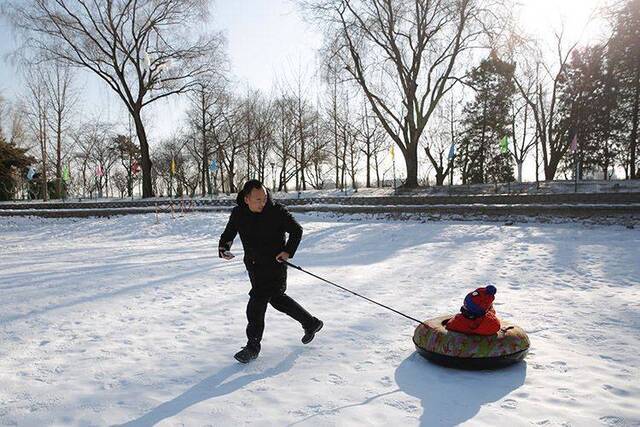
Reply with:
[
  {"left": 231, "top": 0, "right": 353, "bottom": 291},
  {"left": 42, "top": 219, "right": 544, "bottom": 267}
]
[{"left": 413, "top": 315, "right": 529, "bottom": 370}]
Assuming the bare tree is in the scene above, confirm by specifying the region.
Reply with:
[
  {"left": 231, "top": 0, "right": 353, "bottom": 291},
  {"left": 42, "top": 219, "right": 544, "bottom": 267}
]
[
  {"left": 213, "top": 97, "right": 246, "bottom": 193},
  {"left": 246, "top": 93, "right": 276, "bottom": 183},
  {"left": 303, "top": 0, "right": 498, "bottom": 187},
  {"left": 306, "top": 105, "right": 332, "bottom": 189},
  {"left": 153, "top": 136, "right": 187, "bottom": 197},
  {"left": 424, "top": 92, "right": 461, "bottom": 185},
  {"left": 272, "top": 95, "right": 297, "bottom": 191},
  {"left": 113, "top": 133, "right": 140, "bottom": 197},
  {"left": 43, "top": 62, "right": 77, "bottom": 197},
  {"left": 0, "top": 93, "right": 7, "bottom": 138},
  {"left": 510, "top": 96, "right": 537, "bottom": 182},
  {"left": 8, "top": 0, "right": 226, "bottom": 197},
  {"left": 23, "top": 68, "right": 50, "bottom": 200},
  {"left": 2, "top": 98, "right": 29, "bottom": 148},
  {"left": 186, "top": 77, "right": 226, "bottom": 196},
  {"left": 71, "top": 121, "right": 115, "bottom": 198},
  {"left": 112, "top": 169, "right": 128, "bottom": 198},
  {"left": 355, "top": 98, "right": 387, "bottom": 187},
  {"left": 513, "top": 31, "right": 580, "bottom": 180}
]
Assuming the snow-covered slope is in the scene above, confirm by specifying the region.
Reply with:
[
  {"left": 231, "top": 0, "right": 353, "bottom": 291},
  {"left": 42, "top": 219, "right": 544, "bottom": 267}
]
[{"left": 0, "top": 213, "right": 638, "bottom": 426}]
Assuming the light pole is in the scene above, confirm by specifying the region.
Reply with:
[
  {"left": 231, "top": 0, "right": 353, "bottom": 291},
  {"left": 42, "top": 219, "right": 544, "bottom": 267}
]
[{"left": 270, "top": 162, "right": 276, "bottom": 192}]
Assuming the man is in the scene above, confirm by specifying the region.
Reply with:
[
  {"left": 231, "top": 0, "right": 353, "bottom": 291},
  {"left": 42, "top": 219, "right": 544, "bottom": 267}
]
[{"left": 219, "top": 179, "right": 323, "bottom": 363}]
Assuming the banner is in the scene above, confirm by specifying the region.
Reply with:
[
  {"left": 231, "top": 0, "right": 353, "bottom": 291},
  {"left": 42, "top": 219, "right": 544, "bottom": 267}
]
[
  {"left": 62, "top": 165, "right": 70, "bottom": 183},
  {"left": 448, "top": 143, "right": 455, "bottom": 160},
  {"left": 26, "top": 166, "right": 36, "bottom": 181},
  {"left": 499, "top": 136, "right": 509, "bottom": 155}
]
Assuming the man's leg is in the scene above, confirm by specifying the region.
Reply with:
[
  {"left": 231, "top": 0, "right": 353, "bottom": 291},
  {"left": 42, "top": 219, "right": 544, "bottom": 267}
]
[
  {"left": 235, "top": 294, "right": 269, "bottom": 363},
  {"left": 269, "top": 293, "right": 314, "bottom": 327},
  {"left": 246, "top": 293, "right": 270, "bottom": 345},
  {"left": 270, "top": 293, "right": 323, "bottom": 344}
]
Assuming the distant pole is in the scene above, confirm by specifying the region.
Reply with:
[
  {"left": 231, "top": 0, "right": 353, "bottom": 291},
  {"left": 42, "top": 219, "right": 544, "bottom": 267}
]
[
  {"left": 271, "top": 162, "right": 276, "bottom": 192},
  {"left": 574, "top": 152, "right": 578, "bottom": 193},
  {"left": 392, "top": 157, "right": 397, "bottom": 191},
  {"left": 535, "top": 135, "right": 539, "bottom": 191},
  {"left": 129, "top": 115, "right": 134, "bottom": 200},
  {"left": 449, "top": 160, "right": 454, "bottom": 186}
]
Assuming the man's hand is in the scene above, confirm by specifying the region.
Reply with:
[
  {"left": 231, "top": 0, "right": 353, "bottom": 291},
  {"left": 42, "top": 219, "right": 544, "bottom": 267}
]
[
  {"left": 275, "top": 251, "right": 290, "bottom": 263},
  {"left": 219, "top": 247, "right": 235, "bottom": 260}
]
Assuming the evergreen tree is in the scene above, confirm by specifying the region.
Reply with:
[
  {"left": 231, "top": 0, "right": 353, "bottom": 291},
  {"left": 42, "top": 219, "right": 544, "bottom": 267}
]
[
  {"left": 557, "top": 45, "right": 621, "bottom": 179},
  {"left": 458, "top": 52, "right": 516, "bottom": 184},
  {"left": 608, "top": 0, "right": 640, "bottom": 178},
  {"left": 0, "top": 134, "right": 35, "bottom": 201}
]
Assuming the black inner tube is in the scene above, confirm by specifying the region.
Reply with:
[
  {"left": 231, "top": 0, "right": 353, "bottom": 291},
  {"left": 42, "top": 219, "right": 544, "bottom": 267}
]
[{"left": 413, "top": 337, "right": 529, "bottom": 370}]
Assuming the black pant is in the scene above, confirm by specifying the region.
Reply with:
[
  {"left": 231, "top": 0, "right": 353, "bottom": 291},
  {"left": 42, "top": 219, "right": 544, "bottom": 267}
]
[{"left": 246, "top": 292, "right": 314, "bottom": 344}]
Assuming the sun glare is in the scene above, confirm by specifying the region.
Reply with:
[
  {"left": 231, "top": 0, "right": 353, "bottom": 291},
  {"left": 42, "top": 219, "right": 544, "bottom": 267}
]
[{"left": 518, "top": 0, "right": 609, "bottom": 45}]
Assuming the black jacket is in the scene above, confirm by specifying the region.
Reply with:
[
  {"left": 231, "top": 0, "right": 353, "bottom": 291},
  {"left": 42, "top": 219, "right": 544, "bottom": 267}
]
[{"left": 218, "top": 196, "right": 303, "bottom": 296}]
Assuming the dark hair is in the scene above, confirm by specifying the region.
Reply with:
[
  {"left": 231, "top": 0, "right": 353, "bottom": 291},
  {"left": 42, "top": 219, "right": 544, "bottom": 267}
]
[{"left": 236, "top": 179, "right": 269, "bottom": 206}]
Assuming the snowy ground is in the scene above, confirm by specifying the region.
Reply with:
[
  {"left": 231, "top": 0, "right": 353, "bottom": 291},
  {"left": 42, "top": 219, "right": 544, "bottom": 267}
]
[{"left": 1, "top": 213, "right": 639, "bottom": 426}]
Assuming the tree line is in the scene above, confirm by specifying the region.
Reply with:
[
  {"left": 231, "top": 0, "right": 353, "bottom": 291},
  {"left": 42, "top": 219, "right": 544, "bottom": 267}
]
[{"left": 0, "top": 0, "right": 638, "bottom": 201}]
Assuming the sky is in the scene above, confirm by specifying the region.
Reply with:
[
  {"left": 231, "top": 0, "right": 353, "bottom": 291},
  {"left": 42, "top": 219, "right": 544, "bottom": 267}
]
[
  {"left": 0, "top": 0, "right": 323, "bottom": 136},
  {"left": 0, "top": 0, "right": 611, "bottom": 182}
]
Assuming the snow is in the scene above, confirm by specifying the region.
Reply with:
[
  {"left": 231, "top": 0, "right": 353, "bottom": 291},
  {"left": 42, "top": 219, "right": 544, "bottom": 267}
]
[{"left": 1, "top": 213, "right": 639, "bottom": 426}]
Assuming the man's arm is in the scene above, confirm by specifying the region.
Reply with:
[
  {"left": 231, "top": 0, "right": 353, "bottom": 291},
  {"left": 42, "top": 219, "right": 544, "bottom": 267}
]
[
  {"left": 218, "top": 208, "right": 238, "bottom": 259},
  {"left": 281, "top": 206, "right": 303, "bottom": 258}
]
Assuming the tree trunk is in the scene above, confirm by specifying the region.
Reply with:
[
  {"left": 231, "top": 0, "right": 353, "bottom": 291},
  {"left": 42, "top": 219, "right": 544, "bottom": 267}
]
[
  {"left": 201, "top": 100, "right": 209, "bottom": 197},
  {"left": 517, "top": 162, "right": 523, "bottom": 183},
  {"left": 402, "top": 142, "right": 418, "bottom": 187},
  {"left": 56, "top": 115, "right": 62, "bottom": 198},
  {"left": 630, "top": 64, "right": 639, "bottom": 179},
  {"left": 545, "top": 149, "right": 562, "bottom": 180},
  {"left": 39, "top": 110, "right": 48, "bottom": 201},
  {"left": 132, "top": 110, "right": 154, "bottom": 197}
]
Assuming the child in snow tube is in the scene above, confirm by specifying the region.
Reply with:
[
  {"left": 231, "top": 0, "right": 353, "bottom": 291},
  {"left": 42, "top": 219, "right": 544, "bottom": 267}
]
[
  {"left": 413, "top": 285, "right": 529, "bottom": 369},
  {"left": 445, "top": 285, "right": 501, "bottom": 336}
]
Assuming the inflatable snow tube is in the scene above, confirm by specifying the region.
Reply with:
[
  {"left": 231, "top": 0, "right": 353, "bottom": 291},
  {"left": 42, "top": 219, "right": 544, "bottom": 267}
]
[{"left": 413, "top": 315, "right": 529, "bottom": 370}]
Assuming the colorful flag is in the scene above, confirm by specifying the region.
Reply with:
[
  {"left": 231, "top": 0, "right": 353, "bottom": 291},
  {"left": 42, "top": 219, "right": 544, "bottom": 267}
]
[
  {"left": 170, "top": 158, "right": 176, "bottom": 174},
  {"left": 131, "top": 160, "right": 141, "bottom": 174},
  {"left": 390, "top": 144, "right": 395, "bottom": 160},
  {"left": 570, "top": 134, "right": 578, "bottom": 153},
  {"left": 96, "top": 164, "right": 104, "bottom": 177},
  {"left": 499, "top": 136, "right": 509, "bottom": 155},
  {"left": 26, "top": 166, "right": 36, "bottom": 181},
  {"left": 209, "top": 159, "right": 218, "bottom": 172},
  {"left": 62, "top": 165, "right": 70, "bottom": 183},
  {"left": 448, "top": 143, "right": 456, "bottom": 160}
]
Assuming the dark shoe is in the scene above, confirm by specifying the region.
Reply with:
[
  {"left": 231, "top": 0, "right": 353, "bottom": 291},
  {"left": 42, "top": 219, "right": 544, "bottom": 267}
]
[
  {"left": 302, "top": 318, "right": 324, "bottom": 344},
  {"left": 234, "top": 343, "right": 260, "bottom": 364}
]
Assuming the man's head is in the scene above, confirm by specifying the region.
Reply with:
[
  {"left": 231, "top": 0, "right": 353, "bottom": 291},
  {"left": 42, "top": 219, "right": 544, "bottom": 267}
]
[{"left": 241, "top": 179, "right": 268, "bottom": 213}]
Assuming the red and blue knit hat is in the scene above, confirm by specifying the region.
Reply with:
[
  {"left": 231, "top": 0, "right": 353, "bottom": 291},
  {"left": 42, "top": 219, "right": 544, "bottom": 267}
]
[{"left": 462, "top": 285, "right": 497, "bottom": 318}]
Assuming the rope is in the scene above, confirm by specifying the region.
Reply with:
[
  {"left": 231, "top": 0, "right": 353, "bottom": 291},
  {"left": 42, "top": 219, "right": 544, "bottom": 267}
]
[{"left": 284, "top": 260, "right": 425, "bottom": 326}]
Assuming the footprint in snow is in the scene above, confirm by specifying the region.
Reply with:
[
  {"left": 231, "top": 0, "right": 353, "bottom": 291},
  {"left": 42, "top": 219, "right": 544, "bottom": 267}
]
[
  {"left": 500, "top": 399, "right": 518, "bottom": 409},
  {"left": 599, "top": 416, "right": 627, "bottom": 426},
  {"left": 328, "top": 373, "right": 344, "bottom": 384},
  {"left": 602, "top": 384, "right": 630, "bottom": 397}
]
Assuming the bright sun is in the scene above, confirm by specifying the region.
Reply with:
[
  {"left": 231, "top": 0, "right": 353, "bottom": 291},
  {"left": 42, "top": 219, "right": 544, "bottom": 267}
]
[{"left": 517, "top": 0, "right": 609, "bottom": 45}]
